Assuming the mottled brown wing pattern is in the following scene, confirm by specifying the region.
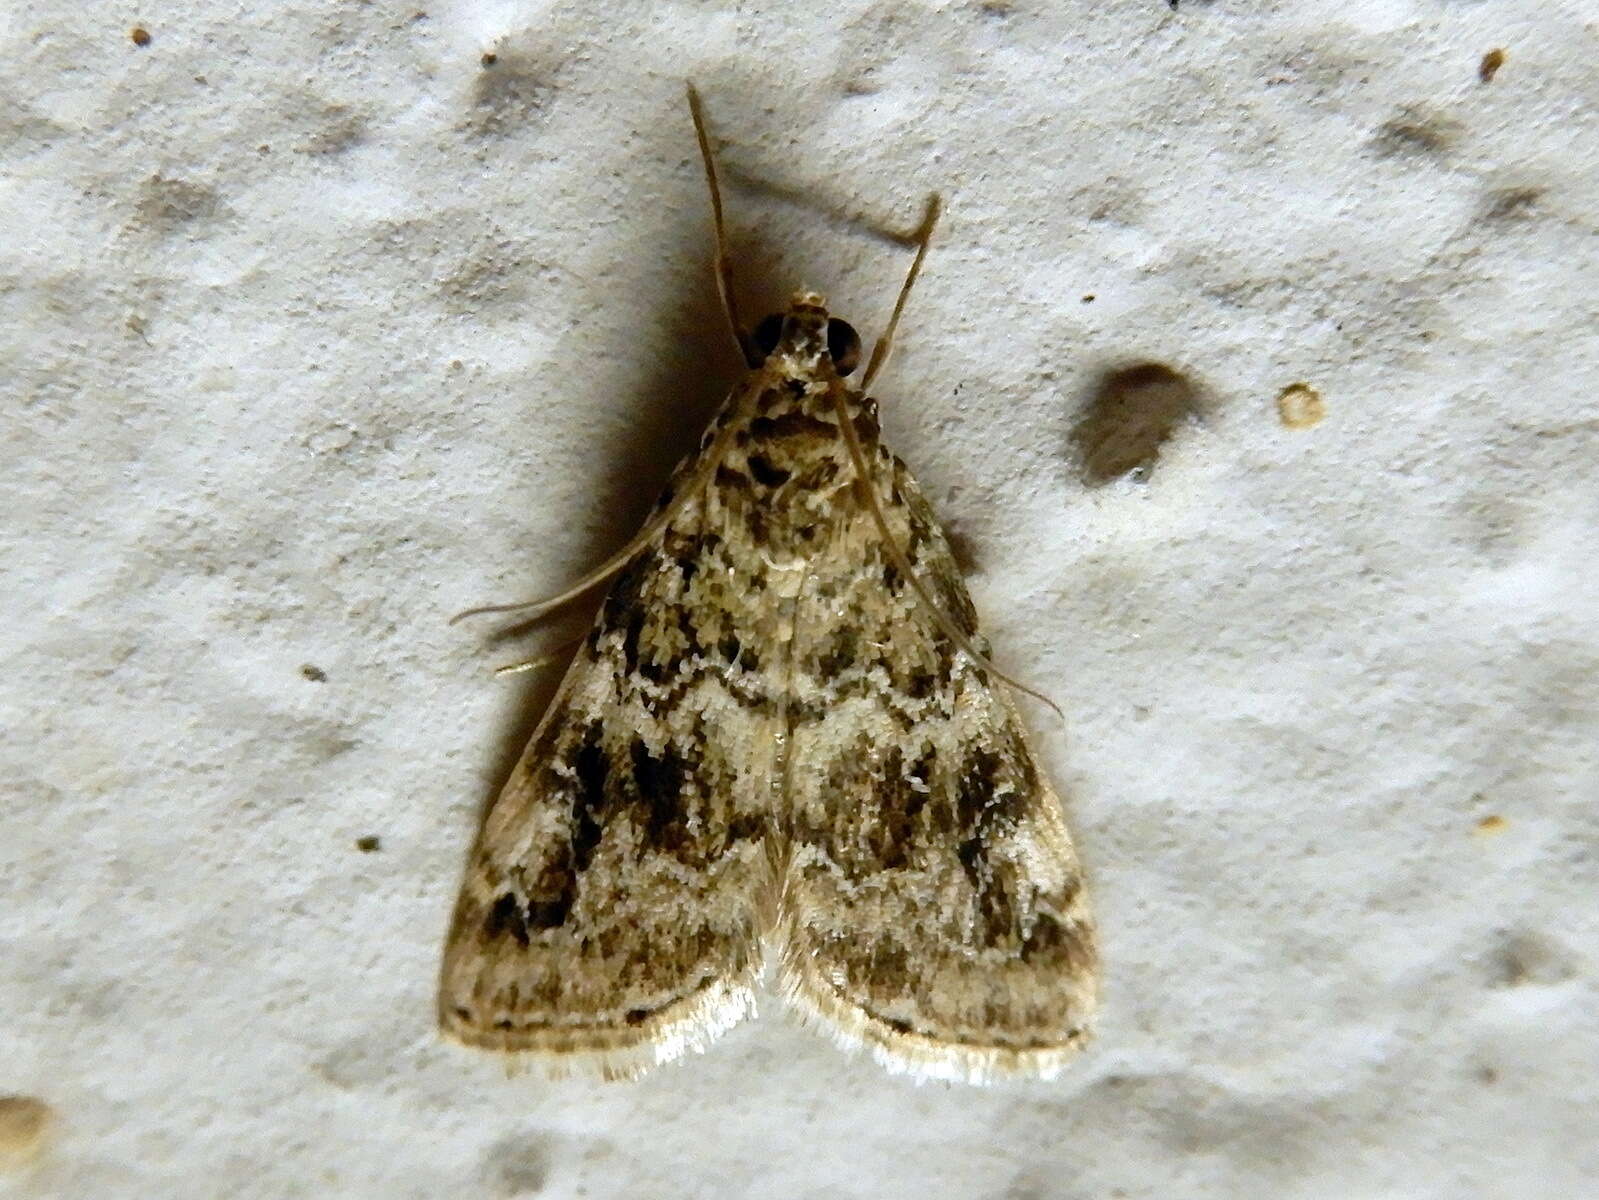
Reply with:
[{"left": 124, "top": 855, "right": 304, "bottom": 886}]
[
  {"left": 776, "top": 439, "right": 1098, "bottom": 1083},
  {"left": 438, "top": 387, "right": 787, "bottom": 1078},
  {"left": 442, "top": 295, "right": 1097, "bottom": 1083}
]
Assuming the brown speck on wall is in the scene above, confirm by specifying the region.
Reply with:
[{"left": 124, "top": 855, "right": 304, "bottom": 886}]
[
  {"left": 0, "top": 1096, "right": 55, "bottom": 1170},
  {"left": 1276, "top": 382, "right": 1325, "bottom": 430}
]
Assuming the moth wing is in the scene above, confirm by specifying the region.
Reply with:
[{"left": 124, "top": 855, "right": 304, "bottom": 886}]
[
  {"left": 439, "top": 427, "right": 782, "bottom": 1078},
  {"left": 777, "top": 450, "right": 1097, "bottom": 1083}
]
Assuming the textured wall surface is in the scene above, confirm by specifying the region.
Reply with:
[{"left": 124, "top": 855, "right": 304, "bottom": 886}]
[{"left": 3, "top": 2, "right": 1595, "bottom": 1197}]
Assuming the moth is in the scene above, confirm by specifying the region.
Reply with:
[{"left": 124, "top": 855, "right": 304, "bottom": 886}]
[{"left": 438, "top": 85, "right": 1097, "bottom": 1083}]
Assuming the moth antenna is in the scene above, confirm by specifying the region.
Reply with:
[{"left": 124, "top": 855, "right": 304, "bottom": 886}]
[
  {"left": 860, "top": 193, "right": 941, "bottom": 392},
  {"left": 828, "top": 380, "right": 1064, "bottom": 720},
  {"left": 686, "top": 81, "right": 757, "bottom": 367}
]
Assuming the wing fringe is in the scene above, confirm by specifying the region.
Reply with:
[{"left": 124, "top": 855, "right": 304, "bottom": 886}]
[
  {"left": 771, "top": 922, "right": 1092, "bottom": 1086},
  {"left": 439, "top": 971, "right": 760, "bottom": 1082}
]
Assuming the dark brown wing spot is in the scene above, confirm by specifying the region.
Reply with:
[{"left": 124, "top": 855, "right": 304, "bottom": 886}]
[
  {"left": 751, "top": 411, "right": 835, "bottom": 440},
  {"left": 816, "top": 626, "right": 859, "bottom": 680},
  {"left": 952, "top": 747, "right": 1005, "bottom": 835},
  {"left": 620, "top": 610, "right": 645, "bottom": 675},
  {"left": 1020, "top": 912, "right": 1070, "bottom": 962},
  {"left": 509, "top": 723, "right": 612, "bottom": 934},
  {"left": 1005, "top": 723, "right": 1041, "bottom": 798},
  {"left": 949, "top": 747, "right": 1023, "bottom": 945},
  {"left": 524, "top": 897, "right": 571, "bottom": 930},
  {"left": 747, "top": 454, "right": 791, "bottom": 488},
  {"left": 485, "top": 893, "right": 532, "bottom": 945},
  {"left": 601, "top": 553, "right": 651, "bottom": 628},
  {"left": 628, "top": 737, "right": 690, "bottom": 852},
  {"left": 715, "top": 463, "right": 753, "bottom": 492},
  {"left": 745, "top": 505, "right": 768, "bottom": 543},
  {"left": 870, "top": 746, "right": 934, "bottom": 870},
  {"left": 955, "top": 836, "right": 985, "bottom": 892},
  {"left": 793, "top": 459, "right": 840, "bottom": 491},
  {"left": 570, "top": 723, "right": 609, "bottom": 872},
  {"left": 725, "top": 813, "right": 764, "bottom": 846}
]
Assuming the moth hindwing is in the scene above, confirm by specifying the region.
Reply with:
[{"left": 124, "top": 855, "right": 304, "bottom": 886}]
[{"left": 438, "top": 90, "right": 1097, "bottom": 1085}]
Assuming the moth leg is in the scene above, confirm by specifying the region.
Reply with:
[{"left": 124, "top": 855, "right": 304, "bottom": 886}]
[
  {"left": 826, "top": 379, "right": 1061, "bottom": 717},
  {"left": 440, "top": 428, "right": 782, "bottom": 1078},
  {"left": 490, "top": 634, "right": 584, "bottom": 677},
  {"left": 451, "top": 376, "right": 757, "bottom": 628}
]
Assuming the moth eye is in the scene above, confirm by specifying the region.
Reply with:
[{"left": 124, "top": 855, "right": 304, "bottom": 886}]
[
  {"left": 827, "top": 318, "right": 861, "bottom": 376},
  {"left": 754, "top": 313, "right": 784, "bottom": 357}
]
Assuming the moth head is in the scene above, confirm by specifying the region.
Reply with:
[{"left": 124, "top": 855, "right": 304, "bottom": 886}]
[{"left": 752, "top": 292, "right": 862, "bottom": 377}]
